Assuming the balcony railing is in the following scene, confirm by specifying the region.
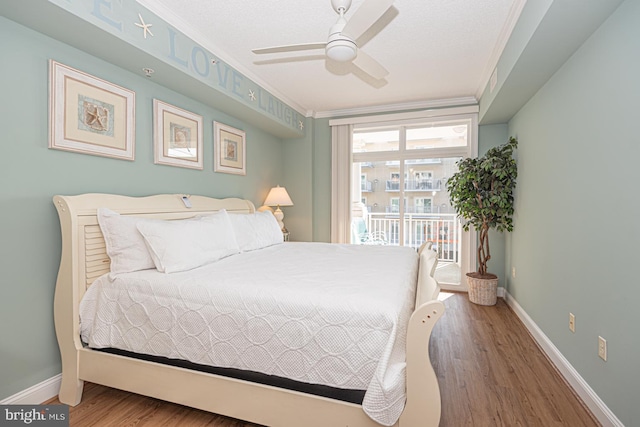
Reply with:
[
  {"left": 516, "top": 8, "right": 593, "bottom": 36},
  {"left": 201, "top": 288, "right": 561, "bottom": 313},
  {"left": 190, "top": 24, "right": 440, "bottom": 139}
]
[
  {"left": 385, "top": 159, "right": 442, "bottom": 166},
  {"left": 361, "top": 181, "right": 373, "bottom": 192},
  {"left": 386, "top": 179, "right": 442, "bottom": 192},
  {"left": 385, "top": 206, "right": 440, "bottom": 214},
  {"left": 364, "top": 212, "right": 461, "bottom": 263}
]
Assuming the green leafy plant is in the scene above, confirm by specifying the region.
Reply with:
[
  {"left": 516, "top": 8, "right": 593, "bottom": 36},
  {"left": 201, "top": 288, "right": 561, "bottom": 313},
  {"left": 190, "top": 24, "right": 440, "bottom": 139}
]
[{"left": 447, "top": 137, "right": 518, "bottom": 278}]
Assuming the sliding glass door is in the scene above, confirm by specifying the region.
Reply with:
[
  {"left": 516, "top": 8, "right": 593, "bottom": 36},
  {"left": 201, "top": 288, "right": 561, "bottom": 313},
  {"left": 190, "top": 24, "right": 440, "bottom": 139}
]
[{"left": 350, "top": 118, "right": 475, "bottom": 287}]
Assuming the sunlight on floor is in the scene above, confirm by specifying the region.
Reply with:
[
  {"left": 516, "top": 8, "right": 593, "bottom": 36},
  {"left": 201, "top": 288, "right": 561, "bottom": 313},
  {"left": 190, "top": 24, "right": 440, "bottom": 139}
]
[
  {"left": 438, "top": 291, "right": 455, "bottom": 301},
  {"left": 434, "top": 262, "right": 461, "bottom": 286}
]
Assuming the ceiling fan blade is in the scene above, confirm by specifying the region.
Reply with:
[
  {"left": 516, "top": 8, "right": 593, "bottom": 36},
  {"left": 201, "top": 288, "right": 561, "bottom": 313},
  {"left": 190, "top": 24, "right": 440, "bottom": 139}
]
[
  {"left": 352, "top": 50, "right": 389, "bottom": 80},
  {"left": 341, "top": 0, "right": 394, "bottom": 41},
  {"left": 252, "top": 42, "right": 327, "bottom": 55}
]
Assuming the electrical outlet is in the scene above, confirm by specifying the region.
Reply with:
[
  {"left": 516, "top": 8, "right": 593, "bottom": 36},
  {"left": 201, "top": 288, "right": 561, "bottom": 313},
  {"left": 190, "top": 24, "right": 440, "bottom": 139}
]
[
  {"left": 511, "top": 266, "right": 516, "bottom": 278},
  {"left": 569, "top": 313, "right": 575, "bottom": 333},
  {"left": 598, "top": 336, "right": 607, "bottom": 361}
]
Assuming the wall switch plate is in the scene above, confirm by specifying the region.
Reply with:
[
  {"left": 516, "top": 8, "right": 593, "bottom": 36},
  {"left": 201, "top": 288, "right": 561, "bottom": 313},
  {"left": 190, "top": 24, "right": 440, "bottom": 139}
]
[
  {"left": 569, "top": 313, "right": 575, "bottom": 333},
  {"left": 490, "top": 68, "right": 498, "bottom": 93},
  {"left": 512, "top": 267, "right": 516, "bottom": 278},
  {"left": 598, "top": 336, "right": 607, "bottom": 361}
]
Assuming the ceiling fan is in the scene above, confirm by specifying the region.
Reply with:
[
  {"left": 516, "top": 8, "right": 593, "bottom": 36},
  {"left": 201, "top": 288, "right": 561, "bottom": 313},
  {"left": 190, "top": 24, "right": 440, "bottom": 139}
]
[{"left": 252, "top": 0, "right": 394, "bottom": 80}]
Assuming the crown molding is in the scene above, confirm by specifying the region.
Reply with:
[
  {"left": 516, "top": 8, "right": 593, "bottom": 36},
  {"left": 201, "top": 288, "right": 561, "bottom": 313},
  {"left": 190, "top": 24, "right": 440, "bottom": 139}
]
[
  {"left": 328, "top": 105, "right": 479, "bottom": 127},
  {"left": 312, "top": 96, "right": 478, "bottom": 119}
]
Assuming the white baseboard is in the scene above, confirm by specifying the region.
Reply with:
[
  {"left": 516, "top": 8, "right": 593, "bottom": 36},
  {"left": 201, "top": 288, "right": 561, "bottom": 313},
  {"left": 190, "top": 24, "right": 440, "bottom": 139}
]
[
  {"left": 504, "top": 292, "right": 624, "bottom": 427},
  {"left": 0, "top": 374, "right": 61, "bottom": 405}
]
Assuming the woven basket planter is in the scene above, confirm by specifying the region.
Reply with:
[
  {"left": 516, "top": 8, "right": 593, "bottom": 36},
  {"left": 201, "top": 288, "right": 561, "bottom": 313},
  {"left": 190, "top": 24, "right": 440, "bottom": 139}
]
[{"left": 466, "top": 274, "right": 498, "bottom": 306}]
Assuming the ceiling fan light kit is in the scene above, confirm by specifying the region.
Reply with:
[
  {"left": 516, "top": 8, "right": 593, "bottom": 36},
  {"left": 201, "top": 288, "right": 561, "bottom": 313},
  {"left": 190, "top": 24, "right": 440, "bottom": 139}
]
[{"left": 326, "top": 38, "right": 357, "bottom": 62}]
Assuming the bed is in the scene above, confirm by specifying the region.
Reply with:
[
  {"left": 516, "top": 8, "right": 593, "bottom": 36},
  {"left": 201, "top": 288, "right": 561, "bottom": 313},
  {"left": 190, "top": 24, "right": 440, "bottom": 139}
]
[{"left": 53, "top": 193, "right": 445, "bottom": 427}]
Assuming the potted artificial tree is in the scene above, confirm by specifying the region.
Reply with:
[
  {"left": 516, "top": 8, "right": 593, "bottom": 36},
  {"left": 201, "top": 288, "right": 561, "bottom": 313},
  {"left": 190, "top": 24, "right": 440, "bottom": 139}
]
[{"left": 446, "top": 137, "right": 518, "bottom": 305}]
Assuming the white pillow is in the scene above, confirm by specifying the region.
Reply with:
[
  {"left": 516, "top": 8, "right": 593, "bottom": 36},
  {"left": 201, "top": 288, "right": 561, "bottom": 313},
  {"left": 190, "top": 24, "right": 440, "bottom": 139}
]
[
  {"left": 97, "top": 208, "right": 157, "bottom": 279},
  {"left": 228, "top": 211, "right": 284, "bottom": 252},
  {"left": 136, "top": 209, "right": 240, "bottom": 273}
]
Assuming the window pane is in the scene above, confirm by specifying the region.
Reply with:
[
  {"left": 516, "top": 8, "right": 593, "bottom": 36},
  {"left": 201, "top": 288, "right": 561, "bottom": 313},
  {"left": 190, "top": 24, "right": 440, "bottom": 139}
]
[
  {"left": 351, "top": 160, "right": 400, "bottom": 245},
  {"left": 402, "top": 157, "right": 462, "bottom": 286},
  {"left": 403, "top": 157, "right": 459, "bottom": 247},
  {"left": 353, "top": 129, "right": 399, "bottom": 153},
  {"left": 352, "top": 157, "right": 463, "bottom": 285},
  {"left": 343, "top": 115, "right": 476, "bottom": 288},
  {"left": 406, "top": 123, "right": 468, "bottom": 150}
]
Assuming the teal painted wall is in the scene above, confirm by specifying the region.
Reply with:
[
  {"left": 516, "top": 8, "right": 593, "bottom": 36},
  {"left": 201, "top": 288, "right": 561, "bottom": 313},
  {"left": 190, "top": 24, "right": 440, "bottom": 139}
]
[
  {"left": 311, "top": 118, "right": 332, "bottom": 243},
  {"left": 282, "top": 118, "right": 314, "bottom": 242},
  {"left": 507, "top": 0, "right": 639, "bottom": 424},
  {"left": 479, "top": 0, "right": 553, "bottom": 122},
  {"left": 0, "top": 17, "right": 286, "bottom": 400},
  {"left": 283, "top": 118, "right": 331, "bottom": 242},
  {"left": 478, "top": 124, "right": 510, "bottom": 287},
  {"left": 280, "top": 117, "right": 331, "bottom": 243}
]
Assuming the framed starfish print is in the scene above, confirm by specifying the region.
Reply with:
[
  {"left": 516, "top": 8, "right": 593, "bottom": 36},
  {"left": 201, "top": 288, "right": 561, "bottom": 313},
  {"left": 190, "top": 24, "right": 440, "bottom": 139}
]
[
  {"left": 48, "top": 60, "right": 136, "bottom": 160},
  {"left": 153, "top": 99, "right": 203, "bottom": 170},
  {"left": 214, "top": 121, "right": 246, "bottom": 175}
]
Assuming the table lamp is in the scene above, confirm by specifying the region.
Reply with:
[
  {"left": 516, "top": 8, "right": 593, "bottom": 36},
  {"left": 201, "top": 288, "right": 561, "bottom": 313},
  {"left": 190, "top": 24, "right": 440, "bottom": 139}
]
[{"left": 264, "top": 186, "right": 293, "bottom": 232}]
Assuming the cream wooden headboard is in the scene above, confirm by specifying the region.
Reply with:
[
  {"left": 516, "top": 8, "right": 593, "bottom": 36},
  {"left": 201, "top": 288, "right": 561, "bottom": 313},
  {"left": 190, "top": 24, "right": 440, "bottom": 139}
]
[
  {"left": 54, "top": 193, "right": 256, "bottom": 291},
  {"left": 52, "top": 193, "right": 256, "bottom": 359},
  {"left": 83, "top": 222, "right": 110, "bottom": 288}
]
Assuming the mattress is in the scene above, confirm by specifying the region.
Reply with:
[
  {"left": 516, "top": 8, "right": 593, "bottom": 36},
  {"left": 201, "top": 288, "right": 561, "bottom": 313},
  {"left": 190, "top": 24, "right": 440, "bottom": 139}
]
[{"left": 80, "top": 242, "right": 418, "bottom": 426}]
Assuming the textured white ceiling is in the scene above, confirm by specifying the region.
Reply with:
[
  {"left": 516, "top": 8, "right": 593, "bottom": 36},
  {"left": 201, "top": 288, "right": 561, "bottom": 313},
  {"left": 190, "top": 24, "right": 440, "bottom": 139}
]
[{"left": 137, "top": 0, "right": 522, "bottom": 117}]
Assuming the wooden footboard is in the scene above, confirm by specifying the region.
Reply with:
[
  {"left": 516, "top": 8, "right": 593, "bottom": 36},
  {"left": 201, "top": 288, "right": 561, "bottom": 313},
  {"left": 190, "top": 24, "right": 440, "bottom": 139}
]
[
  {"left": 53, "top": 193, "right": 444, "bottom": 427},
  {"left": 400, "top": 243, "right": 445, "bottom": 426}
]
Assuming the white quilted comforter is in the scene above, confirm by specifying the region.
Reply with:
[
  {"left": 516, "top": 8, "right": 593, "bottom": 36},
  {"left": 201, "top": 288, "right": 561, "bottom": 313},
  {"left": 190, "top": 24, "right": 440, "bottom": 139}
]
[{"left": 80, "top": 242, "right": 418, "bottom": 426}]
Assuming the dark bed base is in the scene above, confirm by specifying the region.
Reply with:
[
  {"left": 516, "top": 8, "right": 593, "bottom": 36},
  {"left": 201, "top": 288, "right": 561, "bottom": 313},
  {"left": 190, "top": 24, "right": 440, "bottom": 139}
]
[{"left": 97, "top": 347, "right": 366, "bottom": 404}]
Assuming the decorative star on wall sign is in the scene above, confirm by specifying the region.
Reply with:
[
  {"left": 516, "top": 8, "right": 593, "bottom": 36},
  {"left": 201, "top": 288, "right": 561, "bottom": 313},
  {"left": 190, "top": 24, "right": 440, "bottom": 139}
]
[
  {"left": 248, "top": 90, "right": 256, "bottom": 101},
  {"left": 298, "top": 120, "right": 304, "bottom": 130},
  {"left": 135, "top": 13, "right": 154, "bottom": 39}
]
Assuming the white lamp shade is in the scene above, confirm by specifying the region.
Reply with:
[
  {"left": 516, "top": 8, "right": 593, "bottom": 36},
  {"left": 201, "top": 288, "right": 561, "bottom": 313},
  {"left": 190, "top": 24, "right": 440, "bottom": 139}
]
[{"left": 264, "top": 186, "right": 293, "bottom": 207}]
